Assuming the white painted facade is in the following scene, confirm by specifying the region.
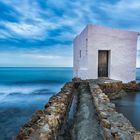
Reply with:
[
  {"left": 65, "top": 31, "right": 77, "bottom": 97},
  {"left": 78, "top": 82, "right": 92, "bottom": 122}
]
[{"left": 73, "top": 24, "right": 139, "bottom": 83}]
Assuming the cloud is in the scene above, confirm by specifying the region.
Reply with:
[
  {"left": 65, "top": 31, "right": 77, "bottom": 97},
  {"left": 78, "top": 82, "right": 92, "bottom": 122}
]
[
  {"left": 0, "top": 0, "right": 98, "bottom": 40},
  {"left": 0, "top": 0, "right": 140, "bottom": 67},
  {"left": 2, "top": 22, "right": 46, "bottom": 39},
  {"left": 0, "top": 51, "right": 73, "bottom": 67},
  {"left": 0, "top": 1, "right": 20, "bottom": 23},
  {"left": 98, "top": 0, "right": 140, "bottom": 30}
]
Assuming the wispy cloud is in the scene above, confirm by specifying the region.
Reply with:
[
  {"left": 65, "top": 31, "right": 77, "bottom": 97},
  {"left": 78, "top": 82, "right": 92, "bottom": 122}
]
[
  {"left": 0, "top": 0, "right": 140, "bottom": 67},
  {"left": 98, "top": 0, "right": 140, "bottom": 30},
  {"left": 0, "top": 50, "right": 72, "bottom": 67}
]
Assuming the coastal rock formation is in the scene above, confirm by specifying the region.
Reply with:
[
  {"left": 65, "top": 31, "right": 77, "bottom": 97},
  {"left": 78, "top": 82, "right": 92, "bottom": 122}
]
[
  {"left": 16, "top": 78, "right": 140, "bottom": 140},
  {"left": 15, "top": 82, "right": 74, "bottom": 140},
  {"left": 122, "top": 81, "right": 140, "bottom": 91},
  {"left": 100, "top": 79, "right": 140, "bottom": 97},
  {"left": 99, "top": 81, "right": 127, "bottom": 99},
  {"left": 89, "top": 80, "right": 140, "bottom": 140}
]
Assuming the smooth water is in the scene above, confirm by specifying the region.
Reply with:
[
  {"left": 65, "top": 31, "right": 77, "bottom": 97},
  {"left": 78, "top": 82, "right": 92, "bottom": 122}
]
[
  {"left": 0, "top": 67, "right": 73, "bottom": 140},
  {"left": 112, "top": 68, "right": 140, "bottom": 131},
  {"left": 112, "top": 92, "right": 140, "bottom": 131}
]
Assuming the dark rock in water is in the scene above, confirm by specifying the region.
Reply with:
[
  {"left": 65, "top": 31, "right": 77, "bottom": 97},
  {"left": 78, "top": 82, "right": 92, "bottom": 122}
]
[
  {"left": 98, "top": 80, "right": 129, "bottom": 99},
  {"left": 99, "top": 82, "right": 123, "bottom": 94},
  {"left": 122, "top": 81, "right": 140, "bottom": 91},
  {"left": 109, "top": 90, "right": 127, "bottom": 100},
  {"left": 98, "top": 79, "right": 140, "bottom": 99}
]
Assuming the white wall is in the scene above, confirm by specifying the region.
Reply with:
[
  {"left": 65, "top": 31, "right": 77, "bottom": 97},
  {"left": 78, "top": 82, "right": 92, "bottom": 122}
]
[
  {"left": 73, "top": 26, "right": 89, "bottom": 79},
  {"left": 74, "top": 24, "right": 138, "bottom": 83}
]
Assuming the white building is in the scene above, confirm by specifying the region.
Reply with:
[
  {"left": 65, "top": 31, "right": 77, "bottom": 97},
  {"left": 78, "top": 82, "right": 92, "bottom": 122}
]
[{"left": 73, "top": 24, "right": 139, "bottom": 83}]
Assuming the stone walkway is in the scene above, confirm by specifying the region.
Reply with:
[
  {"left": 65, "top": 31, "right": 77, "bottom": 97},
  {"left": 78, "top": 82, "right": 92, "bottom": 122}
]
[
  {"left": 15, "top": 79, "right": 140, "bottom": 140},
  {"left": 72, "top": 82, "right": 103, "bottom": 140}
]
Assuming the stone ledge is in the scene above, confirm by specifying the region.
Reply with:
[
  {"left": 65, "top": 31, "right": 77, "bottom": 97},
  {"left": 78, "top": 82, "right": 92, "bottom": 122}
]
[
  {"left": 15, "top": 82, "right": 74, "bottom": 140},
  {"left": 89, "top": 81, "right": 140, "bottom": 140},
  {"left": 99, "top": 80, "right": 140, "bottom": 99},
  {"left": 122, "top": 81, "right": 140, "bottom": 91}
]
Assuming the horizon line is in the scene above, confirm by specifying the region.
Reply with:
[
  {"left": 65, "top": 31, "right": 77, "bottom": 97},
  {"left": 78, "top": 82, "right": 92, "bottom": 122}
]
[
  {"left": 0, "top": 66, "right": 139, "bottom": 68},
  {"left": 0, "top": 66, "right": 73, "bottom": 68}
]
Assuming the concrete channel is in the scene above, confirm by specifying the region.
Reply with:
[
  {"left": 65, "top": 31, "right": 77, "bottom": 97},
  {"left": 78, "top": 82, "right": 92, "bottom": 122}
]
[{"left": 72, "top": 82, "right": 103, "bottom": 140}]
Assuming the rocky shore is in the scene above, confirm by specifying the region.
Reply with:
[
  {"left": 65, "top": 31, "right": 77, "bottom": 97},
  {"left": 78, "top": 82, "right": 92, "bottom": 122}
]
[
  {"left": 16, "top": 82, "right": 74, "bottom": 140},
  {"left": 99, "top": 79, "right": 140, "bottom": 99},
  {"left": 122, "top": 81, "right": 140, "bottom": 91},
  {"left": 15, "top": 78, "right": 140, "bottom": 140},
  {"left": 89, "top": 80, "right": 140, "bottom": 140}
]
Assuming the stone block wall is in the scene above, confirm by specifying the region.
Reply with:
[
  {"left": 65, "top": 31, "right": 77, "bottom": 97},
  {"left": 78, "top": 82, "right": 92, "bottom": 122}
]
[
  {"left": 16, "top": 82, "right": 74, "bottom": 140},
  {"left": 99, "top": 81, "right": 126, "bottom": 99},
  {"left": 89, "top": 81, "right": 140, "bottom": 140},
  {"left": 122, "top": 81, "right": 140, "bottom": 91},
  {"left": 99, "top": 81, "right": 140, "bottom": 99}
]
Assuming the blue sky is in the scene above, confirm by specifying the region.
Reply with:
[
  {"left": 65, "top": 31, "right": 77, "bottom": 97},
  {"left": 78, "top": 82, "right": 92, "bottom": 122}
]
[{"left": 0, "top": 0, "right": 140, "bottom": 67}]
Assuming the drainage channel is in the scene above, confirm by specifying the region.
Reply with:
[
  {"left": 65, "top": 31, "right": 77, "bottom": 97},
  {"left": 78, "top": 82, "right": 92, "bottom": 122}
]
[
  {"left": 57, "top": 88, "right": 78, "bottom": 140},
  {"left": 72, "top": 82, "right": 103, "bottom": 140}
]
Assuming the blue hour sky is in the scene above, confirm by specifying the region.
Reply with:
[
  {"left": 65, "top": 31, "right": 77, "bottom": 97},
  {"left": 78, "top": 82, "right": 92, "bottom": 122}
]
[{"left": 0, "top": 0, "right": 140, "bottom": 67}]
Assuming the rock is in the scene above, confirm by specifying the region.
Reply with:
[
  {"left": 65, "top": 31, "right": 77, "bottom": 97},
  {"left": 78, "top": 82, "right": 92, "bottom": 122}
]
[
  {"left": 40, "top": 132, "right": 52, "bottom": 140},
  {"left": 111, "top": 127, "right": 119, "bottom": 136},
  {"left": 114, "top": 134, "right": 121, "bottom": 140},
  {"left": 89, "top": 79, "right": 139, "bottom": 140},
  {"left": 99, "top": 82, "right": 123, "bottom": 94},
  {"left": 103, "top": 128, "right": 114, "bottom": 140},
  {"left": 16, "top": 79, "right": 140, "bottom": 140},
  {"left": 101, "top": 119, "right": 111, "bottom": 129},
  {"left": 122, "top": 81, "right": 140, "bottom": 91},
  {"left": 99, "top": 111, "right": 109, "bottom": 119},
  {"left": 41, "top": 124, "right": 50, "bottom": 132},
  {"left": 110, "top": 90, "right": 127, "bottom": 100},
  {"left": 134, "top": 132, "right": 140, "bottom": 140},
  {"left": 16, "top": 82, "right": 74, "bottom": 140}
]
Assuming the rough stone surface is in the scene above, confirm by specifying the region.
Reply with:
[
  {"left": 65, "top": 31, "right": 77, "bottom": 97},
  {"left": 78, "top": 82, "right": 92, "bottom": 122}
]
[
  {"left": 15, "top": 82, "right": 74, "bottom": 140},
  {"left": 15, "top": 78, "right": 140, "bottom": 140},
  {"left": 99, "top": 80, "right": 126, "bottom": 99},
  {"left": 89, "top": 80, "right": 140, "bottom": 140},
  {"left": 122, "top": 81, "right": 140, "bottom": 91}
]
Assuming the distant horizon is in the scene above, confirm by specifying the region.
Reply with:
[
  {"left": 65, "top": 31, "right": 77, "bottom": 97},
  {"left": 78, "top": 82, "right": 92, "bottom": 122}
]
[
  {"left": 0, "top": 66, "right": 139, "bottom": 68},
  {"left": 0, "top": 66, "right": 73, "bottom": 68}
]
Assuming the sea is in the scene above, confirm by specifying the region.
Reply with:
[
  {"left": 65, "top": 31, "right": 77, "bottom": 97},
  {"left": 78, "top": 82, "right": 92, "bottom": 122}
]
[
  {"left": 113, "top": 68, "right": 140, "bottom": 131},
  {"left": 0, "top": 67, "right": 72, "bottom": 140},
  {"left": 0, "top": 68, "right": 140, "bottom": 139}
]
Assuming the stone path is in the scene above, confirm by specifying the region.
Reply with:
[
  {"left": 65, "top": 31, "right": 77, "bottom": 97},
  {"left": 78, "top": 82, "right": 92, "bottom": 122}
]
[{"left": 72, "top": 82, "right": 103, "bottom": 140}]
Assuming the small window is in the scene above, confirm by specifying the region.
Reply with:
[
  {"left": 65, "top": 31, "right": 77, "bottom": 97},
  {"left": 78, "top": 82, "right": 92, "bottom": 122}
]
[{"left": 80, "top": 50, "right": 82, "bottom": 58}]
